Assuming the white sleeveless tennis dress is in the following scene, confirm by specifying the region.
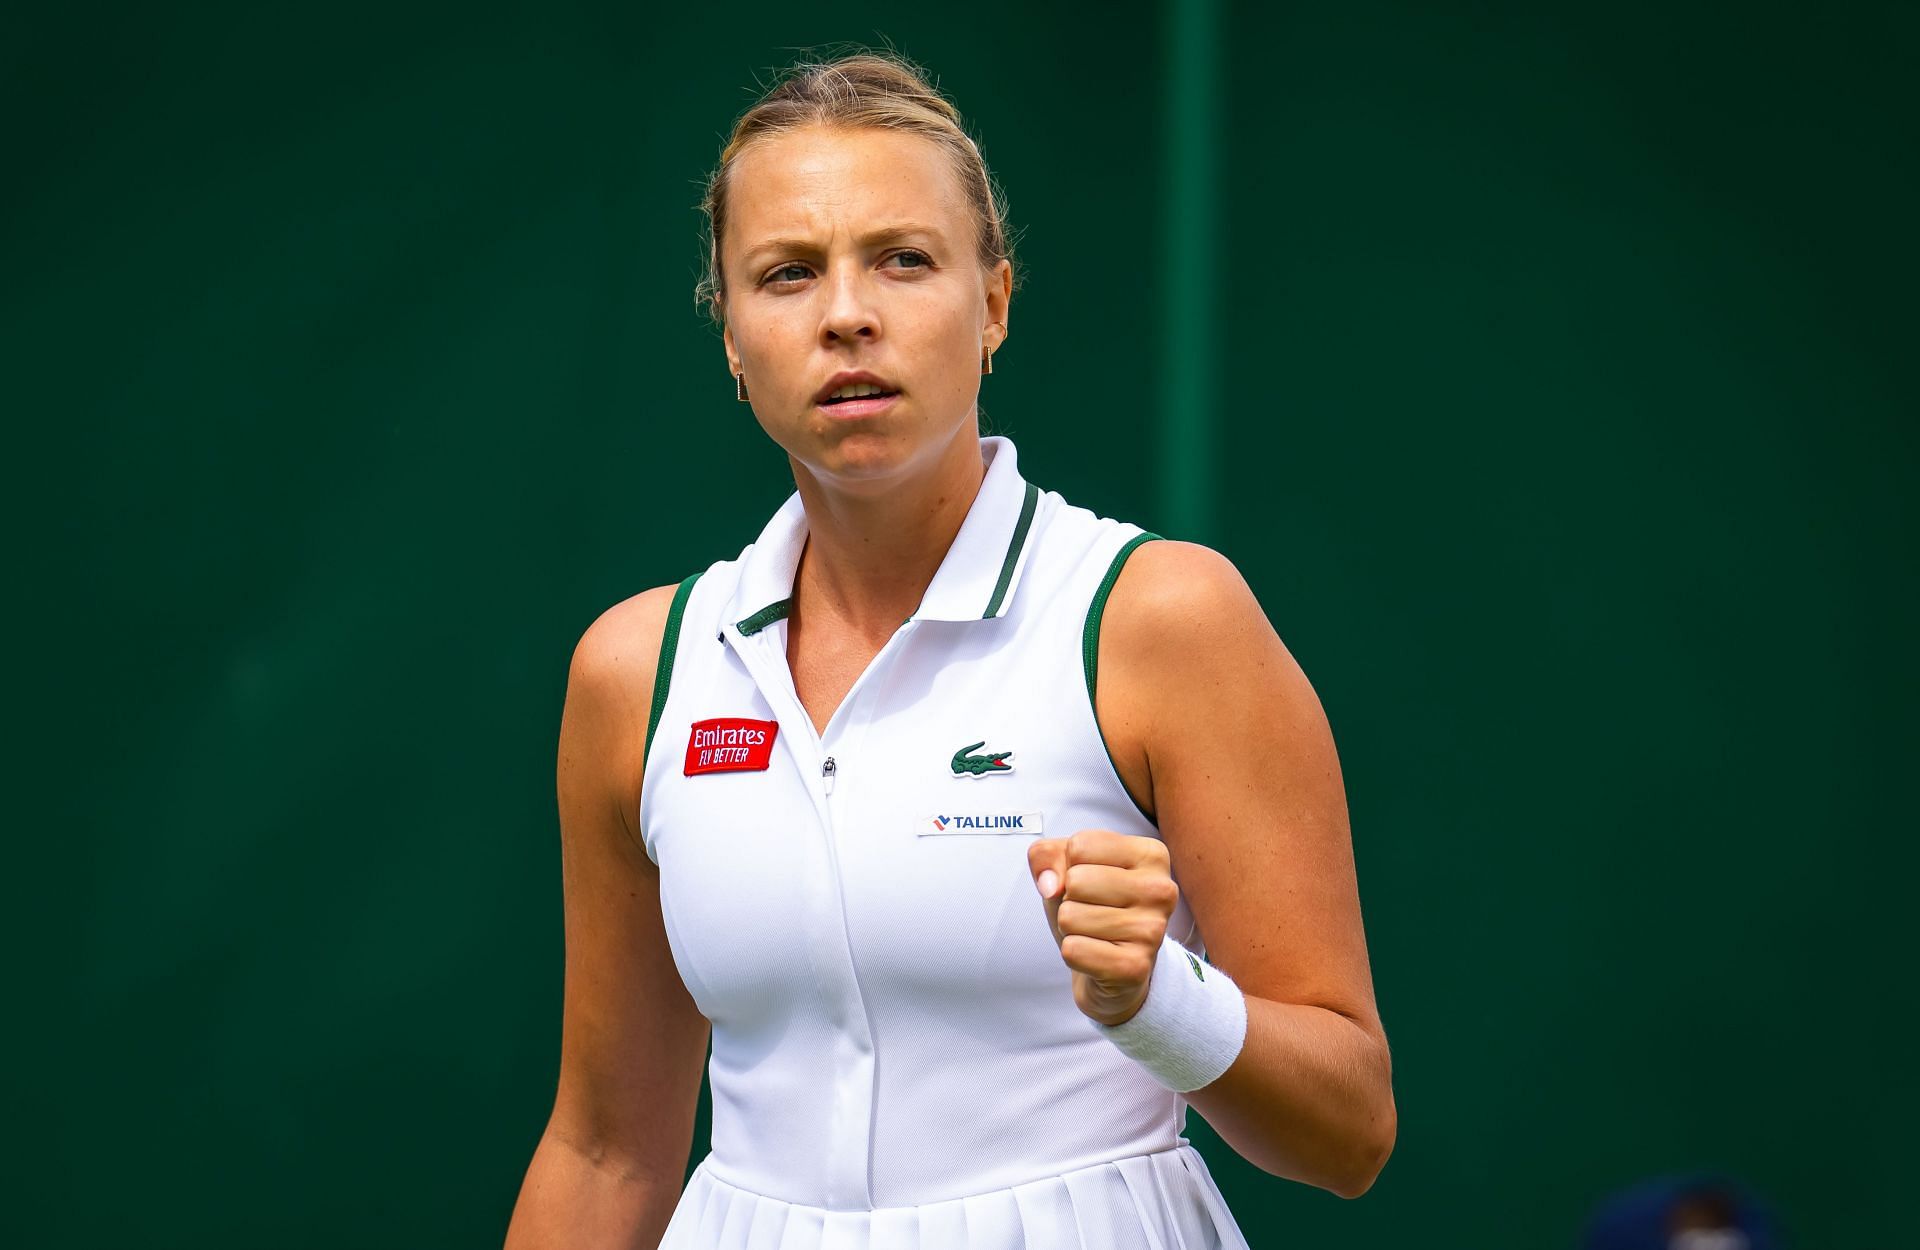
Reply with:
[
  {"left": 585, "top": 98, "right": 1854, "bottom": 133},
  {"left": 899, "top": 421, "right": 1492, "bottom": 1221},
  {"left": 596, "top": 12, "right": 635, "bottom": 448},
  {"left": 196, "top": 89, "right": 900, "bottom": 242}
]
[{"left": 640, "top": 436, "right": 1252, "bottom": 1249}]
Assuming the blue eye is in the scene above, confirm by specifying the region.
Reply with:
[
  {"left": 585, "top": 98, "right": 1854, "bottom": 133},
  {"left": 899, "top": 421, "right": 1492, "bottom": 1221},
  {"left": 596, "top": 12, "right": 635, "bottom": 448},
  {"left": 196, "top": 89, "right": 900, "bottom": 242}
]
[{"left": 761, "top": 250, "right": 933, "bottom": 287}]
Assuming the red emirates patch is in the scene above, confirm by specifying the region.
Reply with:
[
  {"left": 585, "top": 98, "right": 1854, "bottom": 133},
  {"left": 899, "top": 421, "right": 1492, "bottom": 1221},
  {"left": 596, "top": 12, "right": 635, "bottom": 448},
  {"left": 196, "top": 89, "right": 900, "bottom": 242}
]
[{"left": 684, "top": 718, "right": 779, "bottom": 776}]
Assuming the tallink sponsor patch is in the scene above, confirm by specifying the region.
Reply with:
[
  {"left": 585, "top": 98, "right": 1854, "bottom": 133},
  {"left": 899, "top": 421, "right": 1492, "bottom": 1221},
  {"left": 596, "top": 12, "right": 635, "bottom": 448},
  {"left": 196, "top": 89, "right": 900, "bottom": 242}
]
[{"left": 920, "top": 811, "right": 1045, "bottom": 836}]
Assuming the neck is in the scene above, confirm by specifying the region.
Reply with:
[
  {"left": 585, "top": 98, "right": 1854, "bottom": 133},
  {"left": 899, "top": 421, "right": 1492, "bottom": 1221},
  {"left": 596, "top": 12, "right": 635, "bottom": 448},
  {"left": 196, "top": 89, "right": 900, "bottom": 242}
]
[{"left": 787, "top": 427, "right": 988, "bottom": 638}]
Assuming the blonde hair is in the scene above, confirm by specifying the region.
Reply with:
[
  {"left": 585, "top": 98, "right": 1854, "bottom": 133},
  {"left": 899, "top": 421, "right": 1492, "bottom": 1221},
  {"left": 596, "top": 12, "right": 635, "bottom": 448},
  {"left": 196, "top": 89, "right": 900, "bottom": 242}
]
[{"left": 694, "top": 46, "right": 1023, "bottom": 326}]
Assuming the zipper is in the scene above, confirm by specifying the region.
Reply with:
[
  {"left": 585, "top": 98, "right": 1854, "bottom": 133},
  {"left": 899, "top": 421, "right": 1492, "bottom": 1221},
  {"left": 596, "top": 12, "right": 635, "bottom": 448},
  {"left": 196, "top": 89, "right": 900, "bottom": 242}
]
[{"left": 719, "top": 617, "right": 918, "bottom": 1209}]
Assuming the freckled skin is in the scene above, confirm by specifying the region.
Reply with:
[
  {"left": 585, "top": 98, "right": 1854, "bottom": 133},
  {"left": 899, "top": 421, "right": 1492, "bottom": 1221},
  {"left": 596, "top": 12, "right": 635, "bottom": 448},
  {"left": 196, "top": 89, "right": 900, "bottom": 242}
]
[{"left": 718, "top": 124, "right": 1010, "bottom": 499}]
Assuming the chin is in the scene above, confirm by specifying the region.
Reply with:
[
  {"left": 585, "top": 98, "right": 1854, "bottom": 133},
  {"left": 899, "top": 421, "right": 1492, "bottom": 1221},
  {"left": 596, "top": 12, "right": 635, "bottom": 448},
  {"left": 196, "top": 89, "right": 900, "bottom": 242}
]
[
  {"left": 800, "top": 422, "right": 929, "bottom": 488},
  {"left": 823, "top": 434, "right": 914, "bottom": 480}
]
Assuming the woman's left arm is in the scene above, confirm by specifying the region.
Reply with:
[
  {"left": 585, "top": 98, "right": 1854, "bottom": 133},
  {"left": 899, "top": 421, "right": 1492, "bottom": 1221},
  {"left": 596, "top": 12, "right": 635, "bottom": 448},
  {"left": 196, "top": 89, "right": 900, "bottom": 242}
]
[{"left": 1030, "top": 540, "right": 1395, "bottom": 1198}]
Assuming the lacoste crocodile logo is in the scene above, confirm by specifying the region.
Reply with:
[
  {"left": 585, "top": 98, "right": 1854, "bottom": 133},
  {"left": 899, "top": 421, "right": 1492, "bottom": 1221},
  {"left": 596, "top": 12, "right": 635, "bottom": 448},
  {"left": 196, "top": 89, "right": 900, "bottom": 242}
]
[{"left": 951, "top": 741, "right": 1014, "bottom": 777}]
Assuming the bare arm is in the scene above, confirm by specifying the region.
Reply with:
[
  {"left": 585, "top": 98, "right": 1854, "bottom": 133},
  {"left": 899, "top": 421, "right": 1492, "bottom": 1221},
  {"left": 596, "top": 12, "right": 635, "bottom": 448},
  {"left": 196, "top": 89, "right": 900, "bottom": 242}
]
[
  {"left": 504, "top": 586, "right": 711, "bottom": 1248},
  {"left": 1096, "top": 541, "right": 1395, "bottom": 1199}
]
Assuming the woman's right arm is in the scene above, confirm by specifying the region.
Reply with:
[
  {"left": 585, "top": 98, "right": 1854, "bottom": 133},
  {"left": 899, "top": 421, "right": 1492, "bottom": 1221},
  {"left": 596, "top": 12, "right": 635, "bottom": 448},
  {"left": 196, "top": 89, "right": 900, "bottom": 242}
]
[{"left": 504, "top": 586, "right": 711, "bottom": 1249}]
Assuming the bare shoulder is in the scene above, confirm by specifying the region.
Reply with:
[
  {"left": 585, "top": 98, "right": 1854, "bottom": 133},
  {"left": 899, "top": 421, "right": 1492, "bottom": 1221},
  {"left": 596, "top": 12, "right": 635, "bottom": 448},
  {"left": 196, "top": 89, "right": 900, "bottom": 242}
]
[
  {"left": 1102, "top": 540, "right": 1267, "bottom": 644},
  {"left": 1100, "top": 539, "right": 1315, "bottom": 703},
  {"left": 568, "top": 582, "right": 684, "bottom": 715},
  {"left": 560, "top": 583, "right": 687, "bottom": 849},
  {"left": 1093, "top": 540, "right": 1327, "bottom": 818}
]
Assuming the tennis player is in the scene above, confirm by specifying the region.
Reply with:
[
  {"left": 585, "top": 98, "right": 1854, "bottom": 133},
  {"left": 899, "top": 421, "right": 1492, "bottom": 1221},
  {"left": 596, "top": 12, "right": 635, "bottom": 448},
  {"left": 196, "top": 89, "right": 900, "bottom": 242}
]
[{"left": 504, "top": 49, "right": 1394, "bottom": 1250}]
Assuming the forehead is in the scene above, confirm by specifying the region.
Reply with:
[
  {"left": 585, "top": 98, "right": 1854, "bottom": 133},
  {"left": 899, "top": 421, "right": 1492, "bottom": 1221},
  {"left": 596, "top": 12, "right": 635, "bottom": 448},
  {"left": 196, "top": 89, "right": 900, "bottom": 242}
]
[{"left": 726, "top": 126, "right": 966, "bottom": 253}]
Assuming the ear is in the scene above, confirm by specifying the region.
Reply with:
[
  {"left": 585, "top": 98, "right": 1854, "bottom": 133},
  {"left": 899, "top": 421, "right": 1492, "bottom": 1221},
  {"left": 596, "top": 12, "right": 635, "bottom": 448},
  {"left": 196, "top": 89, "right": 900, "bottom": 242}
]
[
  {"left": 983, "top": 258, "right": 1012, "bottom": 350},
  {"left": 721, "top": 312, "right": 739, "bottom": 375}
]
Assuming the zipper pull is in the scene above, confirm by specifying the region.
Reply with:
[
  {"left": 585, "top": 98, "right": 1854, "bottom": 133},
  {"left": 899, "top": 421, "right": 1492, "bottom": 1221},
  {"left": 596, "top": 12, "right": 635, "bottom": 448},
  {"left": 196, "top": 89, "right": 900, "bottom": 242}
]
[{"left": 822, "top": 756, "right": 837, "bottom": 795}]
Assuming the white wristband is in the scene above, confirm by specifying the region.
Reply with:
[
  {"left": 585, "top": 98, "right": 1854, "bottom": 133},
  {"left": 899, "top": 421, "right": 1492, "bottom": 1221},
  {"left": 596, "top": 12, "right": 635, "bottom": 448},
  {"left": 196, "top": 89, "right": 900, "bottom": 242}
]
[{"left": 1095, "top": 933, "right": 1248, "bottom": 1093}]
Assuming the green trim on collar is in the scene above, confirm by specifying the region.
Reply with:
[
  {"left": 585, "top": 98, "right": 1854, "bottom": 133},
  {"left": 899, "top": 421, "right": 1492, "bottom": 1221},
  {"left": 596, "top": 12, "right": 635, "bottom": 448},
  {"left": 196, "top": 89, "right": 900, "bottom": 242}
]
[
  {"left": 735, "top": 597, "right": 793, "bottom": 637},
  {"left": 981, "top": 481, "right": 1040, "bottom": 619}
]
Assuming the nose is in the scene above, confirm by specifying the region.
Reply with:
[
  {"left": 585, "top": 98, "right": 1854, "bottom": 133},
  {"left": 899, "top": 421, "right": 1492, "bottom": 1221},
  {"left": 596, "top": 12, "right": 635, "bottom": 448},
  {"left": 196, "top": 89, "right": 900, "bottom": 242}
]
[{"left": 818, "top": 260, "right": 879, "bottom": 343}]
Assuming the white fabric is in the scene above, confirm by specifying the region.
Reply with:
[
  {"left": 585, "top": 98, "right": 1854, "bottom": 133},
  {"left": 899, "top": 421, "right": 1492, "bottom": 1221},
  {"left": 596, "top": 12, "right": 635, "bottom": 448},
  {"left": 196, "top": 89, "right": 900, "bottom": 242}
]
[
  {"left": 641, "top": 437, "right": 1250, "bottom": 1248},
  {"left": 1097, "top": 934, "right": 1250, "bottom": 1093},
  {"left": 661, "top": 1143, "right": 1241, "bottom": 1250}
]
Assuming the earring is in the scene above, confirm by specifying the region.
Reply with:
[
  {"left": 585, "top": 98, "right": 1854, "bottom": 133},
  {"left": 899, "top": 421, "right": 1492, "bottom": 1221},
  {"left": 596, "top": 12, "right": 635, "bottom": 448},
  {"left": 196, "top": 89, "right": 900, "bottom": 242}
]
[
  {"left": 735, "top": 371, "right": 749, "bottom": 402},
  {"left": 981, "top": 349, "right": 993, "bottom": 375}
]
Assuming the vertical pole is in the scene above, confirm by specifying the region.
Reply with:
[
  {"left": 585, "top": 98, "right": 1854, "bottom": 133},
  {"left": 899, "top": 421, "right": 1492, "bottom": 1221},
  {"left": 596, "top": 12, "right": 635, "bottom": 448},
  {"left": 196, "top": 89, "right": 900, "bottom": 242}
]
[{"left": 1160, "top": 0, "right": 1221, "bottom": 542}]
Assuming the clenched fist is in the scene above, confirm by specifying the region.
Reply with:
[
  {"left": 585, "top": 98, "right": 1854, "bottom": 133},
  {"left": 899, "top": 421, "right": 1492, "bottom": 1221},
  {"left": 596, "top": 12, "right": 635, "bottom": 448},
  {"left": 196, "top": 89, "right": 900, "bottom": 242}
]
[{"left": 1028, "top": 829, "right": 1180, "bottom": 1027}]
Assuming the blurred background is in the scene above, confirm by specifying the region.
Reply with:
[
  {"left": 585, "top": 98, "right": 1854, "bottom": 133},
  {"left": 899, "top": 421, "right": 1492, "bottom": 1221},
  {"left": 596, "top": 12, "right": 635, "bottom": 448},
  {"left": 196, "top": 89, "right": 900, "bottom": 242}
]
[{"left": 8, "top": 1, "right": 1913, "bottom": 1245}]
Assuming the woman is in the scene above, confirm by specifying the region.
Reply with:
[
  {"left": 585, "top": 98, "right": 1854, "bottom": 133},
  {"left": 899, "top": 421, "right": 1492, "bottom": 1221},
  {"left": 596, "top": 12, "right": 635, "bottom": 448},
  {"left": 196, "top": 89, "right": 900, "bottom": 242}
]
[{"left": 505, "top": 50, "right": 1394, "bottom": 1249}]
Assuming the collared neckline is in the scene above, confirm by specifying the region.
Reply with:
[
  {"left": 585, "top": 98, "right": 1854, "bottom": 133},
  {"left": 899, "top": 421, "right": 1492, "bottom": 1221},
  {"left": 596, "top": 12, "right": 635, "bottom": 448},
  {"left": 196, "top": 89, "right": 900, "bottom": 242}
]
[{"left": 722, "top": 435, "right": 1042, "bottom": 636}]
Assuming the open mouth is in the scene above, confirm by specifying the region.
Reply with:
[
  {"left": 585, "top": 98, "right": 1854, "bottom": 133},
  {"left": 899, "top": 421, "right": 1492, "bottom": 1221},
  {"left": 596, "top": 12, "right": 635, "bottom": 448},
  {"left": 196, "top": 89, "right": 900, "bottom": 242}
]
[{"left": 820, "top": 390, "right": 900, "bottom": 406}]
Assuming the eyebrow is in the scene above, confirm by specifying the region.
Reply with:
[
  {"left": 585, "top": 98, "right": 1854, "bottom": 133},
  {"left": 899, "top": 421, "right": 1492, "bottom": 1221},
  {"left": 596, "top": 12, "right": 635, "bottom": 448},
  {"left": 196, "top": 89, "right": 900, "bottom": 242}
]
[{"left": 741, "top": 222, "right": 946, "bottom": 269}]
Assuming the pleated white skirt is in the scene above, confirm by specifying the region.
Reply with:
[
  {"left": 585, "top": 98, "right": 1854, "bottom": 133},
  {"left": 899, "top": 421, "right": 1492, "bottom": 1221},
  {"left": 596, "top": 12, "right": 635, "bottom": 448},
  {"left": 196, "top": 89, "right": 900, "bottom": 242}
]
[{"left": 656, "top": 1143, "right": 1250, "bottom": 1250}]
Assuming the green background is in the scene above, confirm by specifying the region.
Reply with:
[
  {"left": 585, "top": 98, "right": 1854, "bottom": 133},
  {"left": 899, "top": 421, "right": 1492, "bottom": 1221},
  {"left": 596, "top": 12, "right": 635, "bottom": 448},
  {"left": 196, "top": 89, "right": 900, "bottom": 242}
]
[{"left": 11, "top": 2, "right": 1912, "bottom": 1245}]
